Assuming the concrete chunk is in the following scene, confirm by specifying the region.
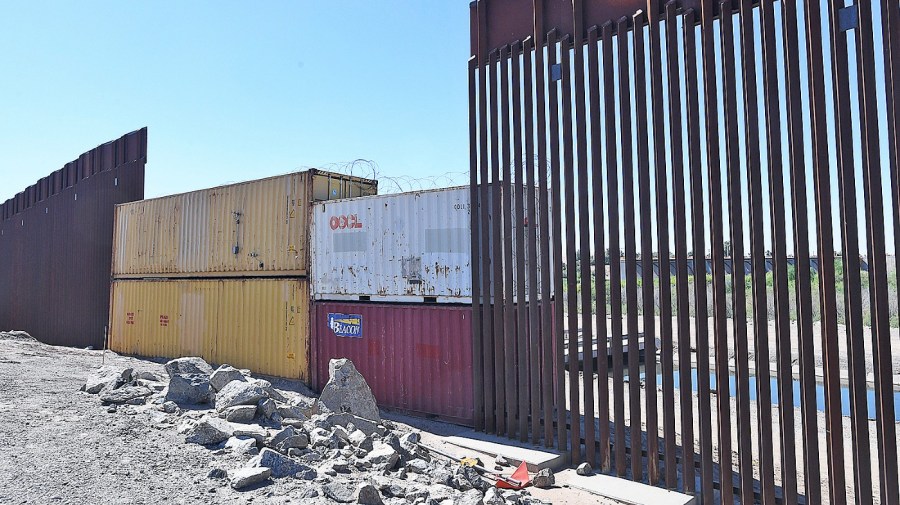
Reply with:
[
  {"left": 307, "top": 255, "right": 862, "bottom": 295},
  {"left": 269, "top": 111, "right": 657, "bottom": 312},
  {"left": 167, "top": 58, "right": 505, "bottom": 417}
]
[{"left": 229, "top": 467, "right": 270, "bottom": 489}]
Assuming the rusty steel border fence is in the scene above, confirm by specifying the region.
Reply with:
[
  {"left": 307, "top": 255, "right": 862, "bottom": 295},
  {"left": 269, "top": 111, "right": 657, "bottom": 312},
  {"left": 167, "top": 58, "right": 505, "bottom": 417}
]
[
  {"left": 0, "top": 129, "right": 147, "bottom": 349},
  {"left": 468, "top": 0, "right": 899, "bottom": 503}
]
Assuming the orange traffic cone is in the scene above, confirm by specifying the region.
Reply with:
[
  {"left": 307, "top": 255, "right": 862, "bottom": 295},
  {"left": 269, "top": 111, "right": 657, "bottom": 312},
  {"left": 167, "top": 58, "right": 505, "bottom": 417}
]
[{"left": 496, "top": 461, "right": 531, "bottom": 489}]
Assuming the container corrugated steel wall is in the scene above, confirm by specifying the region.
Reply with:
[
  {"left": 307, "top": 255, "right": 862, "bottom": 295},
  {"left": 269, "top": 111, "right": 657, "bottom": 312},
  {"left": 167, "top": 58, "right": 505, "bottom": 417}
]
[
  {"left": 112, "top": 170, "right": 376, "bottom": 278},
  {"left": 109, "top": 278, "right": 310, "bottom": 380},
  {"left": 311, "top": 186, "right": 544, "bottom": 302},
  {"left": 312, "top": 301, "right": 474, "bottom": 425},
  {"left": 0, "top": 129, "right": 147, "bottom": 348}
]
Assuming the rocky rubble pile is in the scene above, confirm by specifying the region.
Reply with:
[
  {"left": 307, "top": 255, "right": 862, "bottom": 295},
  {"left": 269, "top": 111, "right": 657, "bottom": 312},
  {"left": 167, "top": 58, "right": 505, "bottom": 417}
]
[
  {"left": 81, "top": 357, "right": 550, "bottom": 505},
  {"left": 0, "top": 330, "right": 36, "bottom": 341}
]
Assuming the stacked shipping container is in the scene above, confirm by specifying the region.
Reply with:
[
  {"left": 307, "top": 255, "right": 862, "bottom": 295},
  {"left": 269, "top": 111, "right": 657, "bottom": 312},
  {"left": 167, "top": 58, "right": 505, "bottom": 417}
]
[
  {"left": 108, "top": 170, "right": 376, "bottom": 379},
  {"left": 310, "top": 187, "right": 543, "bottom": 425}
]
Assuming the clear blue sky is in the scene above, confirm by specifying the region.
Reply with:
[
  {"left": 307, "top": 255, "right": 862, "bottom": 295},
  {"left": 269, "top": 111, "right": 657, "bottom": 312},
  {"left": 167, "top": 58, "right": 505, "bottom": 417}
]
[
  {"left": 0, "top": 1, "right": 472, "bottom": 202},
  {"left": 2, "top": 2, "right": 894, "bottom": 257}
]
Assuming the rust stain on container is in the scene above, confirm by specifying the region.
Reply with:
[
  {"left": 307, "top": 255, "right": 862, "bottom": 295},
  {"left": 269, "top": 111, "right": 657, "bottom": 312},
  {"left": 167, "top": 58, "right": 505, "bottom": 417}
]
[
  {"left": 0, "top": 129, "right": 147, "bottom": 348},
  {"left": 312, "top": 301, "right": 474, "bottom": 425},
  {"left": 109, "top": 278, "right": 310, "bottom": 380},
  {"left": 112, "top": 170, "right": 376, "bottom": 278}
]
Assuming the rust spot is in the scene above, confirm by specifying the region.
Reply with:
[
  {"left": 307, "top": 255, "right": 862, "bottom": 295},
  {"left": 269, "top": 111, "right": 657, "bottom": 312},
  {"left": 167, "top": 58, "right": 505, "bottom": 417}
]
[{"left": 414, "top": 343, "right": 441, "bottom": 360}]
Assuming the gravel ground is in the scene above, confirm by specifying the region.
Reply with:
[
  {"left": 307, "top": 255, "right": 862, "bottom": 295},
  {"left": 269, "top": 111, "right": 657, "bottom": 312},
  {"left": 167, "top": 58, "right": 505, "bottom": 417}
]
[{"left": 0, "top": 334, "right": 617, "bottom": 505}]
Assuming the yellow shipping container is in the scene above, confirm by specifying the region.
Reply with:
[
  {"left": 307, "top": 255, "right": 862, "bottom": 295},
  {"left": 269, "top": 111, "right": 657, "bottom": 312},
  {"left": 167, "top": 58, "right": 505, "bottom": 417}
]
[
  {"left": 111, "top": 170, "right": 376, "bottom": 278},
  {"left": 109, "top": 278, "right": 310, "bottom": 380}
]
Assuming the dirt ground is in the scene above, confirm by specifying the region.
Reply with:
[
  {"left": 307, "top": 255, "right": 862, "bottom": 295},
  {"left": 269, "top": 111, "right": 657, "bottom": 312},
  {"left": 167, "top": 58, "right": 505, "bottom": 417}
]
[{"left": 0, "top": 334, "right": 618, "bottom": 505}]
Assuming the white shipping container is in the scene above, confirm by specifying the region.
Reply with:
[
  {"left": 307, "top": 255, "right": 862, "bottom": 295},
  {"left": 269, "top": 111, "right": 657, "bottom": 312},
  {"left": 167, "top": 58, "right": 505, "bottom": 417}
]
[{"left": 310, "top": 186, "right": 547, "bottom": 303}]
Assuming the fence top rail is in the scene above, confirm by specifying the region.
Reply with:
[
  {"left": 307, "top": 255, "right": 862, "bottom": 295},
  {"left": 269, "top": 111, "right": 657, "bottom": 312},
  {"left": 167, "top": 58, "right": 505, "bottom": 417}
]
[{"left": 469, "top": 0, "right": 764, "bottom": 57}]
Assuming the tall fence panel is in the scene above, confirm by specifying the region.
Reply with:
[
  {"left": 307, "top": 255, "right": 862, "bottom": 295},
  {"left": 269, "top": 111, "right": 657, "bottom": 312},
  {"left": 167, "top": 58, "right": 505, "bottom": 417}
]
[
  {"left": 0, "top": 129, "right": 147, "bottom": 348},
  {"left": 469, "top": 1, "right": 899, "bottom": 503}
]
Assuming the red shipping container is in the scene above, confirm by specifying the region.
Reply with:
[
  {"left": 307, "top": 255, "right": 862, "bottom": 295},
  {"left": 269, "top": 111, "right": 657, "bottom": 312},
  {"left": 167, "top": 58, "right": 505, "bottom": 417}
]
[{"left": 312, "top": 302, "right": 474, "bottom": 426}]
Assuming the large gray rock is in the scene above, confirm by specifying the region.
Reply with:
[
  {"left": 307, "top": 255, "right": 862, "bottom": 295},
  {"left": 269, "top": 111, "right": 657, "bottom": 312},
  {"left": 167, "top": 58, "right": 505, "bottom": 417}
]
[
  {"left": 349, "top": 429, "right": 373, "bottom": 451},
  {"left": 427, "top": 484, "right": 456, "bottom": 503},
  {"left": 483, "top": 488, "right": 506, "bottom": 505},
  {"left": 269, "top": 426, "right": 308, "bottom": 453},
  {"left": 99, "top": 385, "right": 153, "bottom": 404},
  {"left": 257, "top": 398, "right": 277, "bottom": 418},
  {"left": 210, "top": 364, "right": 246, "bottom": 392},
  {"left": 164, "top": 357, "right": 213, "bottom": 378},
  {"left": 406, "top": 459, "right": 430, "bottom": 474},
  {"left": 323, "top": 481, "right": 356, "bottom": 503},
  {"left": 457, "top": 489, "right": 486, "bottom": 505},
  {"left": 224, "top": 405, "right": 257, "bottom": 424},
  {"left": 575, "top": 462, "right": 592, "bottom": 476},
  {"left": 454, "top": 466, "right": 489, "bottom": 492},
  {"left": 356, "top": 483, "right": 384, "bottom": 505},
  {"left": 185, "top": 417, "right": 233, "bottom": 445},
  {"left": 250, "top": 378, "right": 287, "bottom": 402},
  {"left": 225, "top": 436, "right": 259, "bottom": 456},
  {"left": 309, "top": 427, "right": 340, "bottom": 450},
  {"left": 531, "top": 468, "right": 554, "bottom": 489},
  {"left": 135, "top": 371, "right": 166, "bottom": 382},
  {"left": 316, "top": 358, "right": 381, "bottom": 423},
  {"left": 276, "top": 404, "right": 307, "bottom": 420},
  {"left": 233, "top": 425, "right": 268, "bottom": 443},
  {"left": 215, "top": 380, "right": 267, "bottom": 412},
  {"left": 0, "top": 330, "right": 34, "bottom": 341},
  {"left": 398, "top": 432, "right": 428, "bottom": 461},
  {"left": 368, "top": 475, "right": 404, "bottom": 498},
  {"left": 165, "top": 373, "right": 213, "bottom": 405},
  {"left": 248, "top": 448, "right": 316, "bottom": 479},
  {"left": 82, "top": 367, "right": 132, "bottom": 394},
  {"left": 229, "top": 467, "right": 271, "bottom": 489},
  {"left": 363, "top": 442, "right": 400, "bottom": 470},
  {"left": 323, "top": 412, "right": 379, "bottom": 437}
]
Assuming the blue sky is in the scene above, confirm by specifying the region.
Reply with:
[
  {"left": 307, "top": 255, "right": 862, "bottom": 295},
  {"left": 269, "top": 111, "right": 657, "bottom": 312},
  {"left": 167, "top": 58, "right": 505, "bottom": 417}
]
[
  {"left": 2, "top": 1, "right": 894, "bottom": 256},
  {"left": 0, "top": 1, "right": 472, "bottom": 201}
]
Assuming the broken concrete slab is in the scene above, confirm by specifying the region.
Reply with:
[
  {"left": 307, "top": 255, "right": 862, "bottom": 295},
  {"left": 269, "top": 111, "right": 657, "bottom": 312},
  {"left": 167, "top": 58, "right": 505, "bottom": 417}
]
[
  {"left": 557, "top": 471, "right": 695, "bottom": 505},
  {"left": 444, "top": 429, "right": 568, "bottom": 472}
]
